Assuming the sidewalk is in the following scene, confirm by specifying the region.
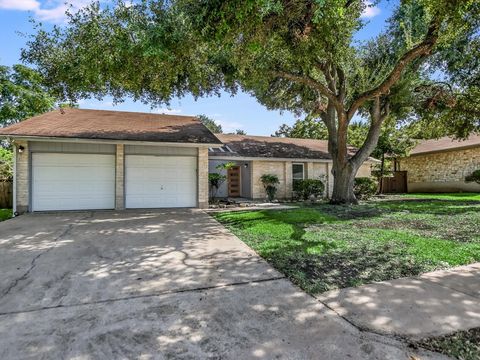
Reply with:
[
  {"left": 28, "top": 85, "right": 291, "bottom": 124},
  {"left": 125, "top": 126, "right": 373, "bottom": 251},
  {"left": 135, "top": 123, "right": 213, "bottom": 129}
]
[{"left": 316, "top": 263, "right": 480, "bottom": 339}]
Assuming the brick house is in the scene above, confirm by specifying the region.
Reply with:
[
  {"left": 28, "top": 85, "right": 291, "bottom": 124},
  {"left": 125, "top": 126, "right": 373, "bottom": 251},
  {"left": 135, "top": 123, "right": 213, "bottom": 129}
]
[
  {"left": 0, "top": 108, "right": 376, "bottom": 213},
  {"left": 395, "top": 135, "right": 480, "bottom": 193}
]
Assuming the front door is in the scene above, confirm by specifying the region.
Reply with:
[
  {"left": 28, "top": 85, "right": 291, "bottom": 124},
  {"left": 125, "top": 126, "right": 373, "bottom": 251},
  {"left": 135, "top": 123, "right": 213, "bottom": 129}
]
[{"left": 228, "top": 166, "right": 241, "bottom": 197}]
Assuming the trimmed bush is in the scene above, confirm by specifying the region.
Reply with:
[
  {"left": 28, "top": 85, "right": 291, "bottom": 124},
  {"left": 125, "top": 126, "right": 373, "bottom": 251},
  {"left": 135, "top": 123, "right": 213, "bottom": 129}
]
[
  {"left": 293, "top": 179, "right": 325, "bottom": 200},
  {"left": 354, "top": 177, "right": 377, "bottom": 200},
  {"left": 465, "top": 169, "right": 480, "bottom": 184},
  {"left": 260, "top": 174, "right": 280, "bottom": 201}
]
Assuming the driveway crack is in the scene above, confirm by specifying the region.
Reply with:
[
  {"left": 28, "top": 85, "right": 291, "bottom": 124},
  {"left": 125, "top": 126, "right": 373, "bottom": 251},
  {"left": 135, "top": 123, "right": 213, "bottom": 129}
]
[{"left": 1, "top": 214, "right": 91, "bottom": 297}]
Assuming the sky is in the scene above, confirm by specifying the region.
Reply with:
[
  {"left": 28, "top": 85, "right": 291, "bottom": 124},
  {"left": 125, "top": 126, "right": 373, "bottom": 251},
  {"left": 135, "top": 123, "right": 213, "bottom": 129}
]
[{"left": 0, "top": 0, "right": 396, "bottom": 135}]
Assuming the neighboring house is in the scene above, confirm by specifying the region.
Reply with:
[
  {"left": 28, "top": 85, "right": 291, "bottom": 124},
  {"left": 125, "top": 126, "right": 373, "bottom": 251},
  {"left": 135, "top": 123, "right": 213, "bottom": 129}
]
[
  {"left": 0, "top": 109, "right": 221, "bottom": 213},
  {"left": 0, "top": 109, "right": 377, "bottom": 213},
  {"left": 209, "top": 134, "right": 376, "bottom": 200},
  {"left": 394, "top": 134, "right": 480, "bottom": 193}
]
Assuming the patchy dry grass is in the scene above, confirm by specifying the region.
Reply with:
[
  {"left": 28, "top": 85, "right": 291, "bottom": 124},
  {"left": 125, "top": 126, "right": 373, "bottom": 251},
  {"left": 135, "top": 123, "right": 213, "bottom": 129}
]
[
  {"left": 411, "top": 327, "right": 480, "bottom": 360},
  {"left": 213, "top": 195, "right": 480, "bottom": 294}
]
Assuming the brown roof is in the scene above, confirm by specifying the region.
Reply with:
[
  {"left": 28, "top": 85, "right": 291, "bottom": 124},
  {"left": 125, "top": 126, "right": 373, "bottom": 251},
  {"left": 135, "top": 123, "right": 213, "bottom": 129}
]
[
  {"left": 0, "top": 108, "right": 222, "bottom": 144},
  {"left": 210, "top": 134, "right": 369, "bottom": 161},
  {"left": 409, "top": 134, "right": 480, "bottom": 156}
]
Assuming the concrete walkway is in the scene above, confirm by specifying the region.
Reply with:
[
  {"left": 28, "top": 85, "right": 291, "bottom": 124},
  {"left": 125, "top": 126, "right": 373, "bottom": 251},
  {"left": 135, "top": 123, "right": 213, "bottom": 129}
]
[
  {"left": 0, "top": 210, "right": 448, "bottom": 359},
  {"left": 317, "top": 263, "right": 480, "bottom": 339}
]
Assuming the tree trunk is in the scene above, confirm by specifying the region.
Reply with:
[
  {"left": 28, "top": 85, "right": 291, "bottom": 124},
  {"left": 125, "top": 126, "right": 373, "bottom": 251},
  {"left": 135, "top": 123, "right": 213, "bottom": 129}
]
[{"left": 330, "top": 161, "right": 358, "bottom": 205}]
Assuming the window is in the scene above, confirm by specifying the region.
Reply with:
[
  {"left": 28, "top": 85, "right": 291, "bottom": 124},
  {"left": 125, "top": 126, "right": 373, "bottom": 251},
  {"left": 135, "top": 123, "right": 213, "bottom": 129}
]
[{"left": 292, "top": 163, "right": 304, "bottom": 181}]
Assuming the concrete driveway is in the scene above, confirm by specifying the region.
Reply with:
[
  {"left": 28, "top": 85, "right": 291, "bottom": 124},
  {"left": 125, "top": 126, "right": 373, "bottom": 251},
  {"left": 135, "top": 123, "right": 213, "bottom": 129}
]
[{"left": 0, "top": 210, "right": 445, "bottom": 359}]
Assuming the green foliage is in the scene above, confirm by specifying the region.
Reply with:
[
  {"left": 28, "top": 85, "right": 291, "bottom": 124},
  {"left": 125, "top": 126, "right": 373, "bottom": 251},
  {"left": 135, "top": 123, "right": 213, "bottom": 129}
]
[
  {"left": 208, "top": 172, "right": 227, "bottom": 199},
  {"left": 354, "top": 177, "right": 378, "bottom": 200},
  {"left": 0, "top": 209, "right": 12, "bottom": 222},
  {"left": 260, "top": 174, "right": 280, "bottom": 201},
  {"left": 0, "top": 148, "right": 13, "bottom": 180},
  {"left": 0, "top": 64, "right": 56, "bottom": 126},
  {"left": 234, "top": 129, "right": 246, "bottom": 135},
  {"left": 21, "top": 0, "right": 479, "bottom": 202},
  {"left": 214, "top": 196, "right": 480, "bottom": 294},
  {"left": 197, "top": 114, "right": 222, "bottom": 133},
  {"left": 215, "top": 162, "right": 235, "bottom": 171},
  {"left": 293, "top": 179, "right": 325, "bottom": 200},
  {"left": 465, "top": 170, "right": 480, "bottom": 185}
]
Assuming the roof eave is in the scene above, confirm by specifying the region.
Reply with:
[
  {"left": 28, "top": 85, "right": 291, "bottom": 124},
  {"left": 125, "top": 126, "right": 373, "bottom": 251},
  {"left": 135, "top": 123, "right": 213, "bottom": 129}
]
[{"left": 0, "top": 134, "right": 223, "bottom": 147}]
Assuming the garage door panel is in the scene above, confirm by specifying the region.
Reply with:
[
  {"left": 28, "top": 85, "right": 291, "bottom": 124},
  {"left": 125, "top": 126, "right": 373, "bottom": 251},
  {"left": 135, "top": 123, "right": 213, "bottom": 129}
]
[
  {"left": 32, "top": 153, "right": 115, "bottom": 211},
  {"left": 125, "top": 155, "right": 197, "bottom": 208}
]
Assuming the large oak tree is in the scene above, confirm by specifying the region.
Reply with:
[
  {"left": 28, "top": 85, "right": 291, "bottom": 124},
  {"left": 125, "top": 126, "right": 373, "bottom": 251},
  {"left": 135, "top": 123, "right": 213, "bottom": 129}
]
[{"left": 23, "top": 0, "right": 479, "bottom": 203}]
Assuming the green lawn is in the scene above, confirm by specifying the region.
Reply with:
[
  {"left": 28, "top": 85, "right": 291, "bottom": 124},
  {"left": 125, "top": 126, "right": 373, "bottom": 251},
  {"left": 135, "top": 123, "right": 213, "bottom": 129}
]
[
  {"left": 0, "top": 209, "right": 12, "bottom": 222},
  {"left": 213, "top": 195, "right": 480, "bottom": 294}
]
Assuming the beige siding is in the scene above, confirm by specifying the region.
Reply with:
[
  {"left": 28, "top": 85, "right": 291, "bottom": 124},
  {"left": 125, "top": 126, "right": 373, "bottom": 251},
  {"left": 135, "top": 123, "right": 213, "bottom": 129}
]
[
  {"left": 29, "top": 141, "right": 115, "bottom": 154},
  {"left": 124, "top": 145, "right": 197, "bottom": 156},
  {"left": 356, "top": 163, "right": 373, "bottom": 178},
  {"left": 399, "top": 147, "right": 480, "bottom": 192}
]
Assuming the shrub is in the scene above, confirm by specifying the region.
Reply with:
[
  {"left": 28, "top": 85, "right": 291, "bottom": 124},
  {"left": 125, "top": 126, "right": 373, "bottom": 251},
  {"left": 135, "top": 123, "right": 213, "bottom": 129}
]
[
  {"left": 0, "top": 148, "right": 13, "bottom": 180},
  {"left": 354, "top": 177, "right": 377, "bottom": 200},
  {"left": 208, "top": 173, "right": 226, "bottom": 200},
  {"left": 465, "top": 170, "right": 480, "bottom": 184},
  {"left": 260, "top": 174, "right": 280, "bottom": 201},
  {"left": 293, "top": 179, "right": 325, "bottom": 200}
]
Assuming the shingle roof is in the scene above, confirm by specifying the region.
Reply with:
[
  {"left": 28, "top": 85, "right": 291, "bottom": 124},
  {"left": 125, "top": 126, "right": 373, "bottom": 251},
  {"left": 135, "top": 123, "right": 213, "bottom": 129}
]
[
  {"left": 210, "top": 134, "right": 367, "bottom": 161},
  {"left": 0, "top": 108, "right": 222, "bottom": 144},
  {"left": 409, "top": 134, "right": 480, "bottom": 156}
]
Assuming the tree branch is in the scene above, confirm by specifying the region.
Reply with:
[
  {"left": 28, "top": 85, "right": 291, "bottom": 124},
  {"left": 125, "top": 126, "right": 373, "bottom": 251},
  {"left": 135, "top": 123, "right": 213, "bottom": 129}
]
[
  {"left": 350, "top": 97, "right": 389, "bottom": 167},
  {"left": 346, "top": 19, "right": 441, "bottom": 121},
  {"left": 272, "top": 70, "right": 343, "bottom": 110}
]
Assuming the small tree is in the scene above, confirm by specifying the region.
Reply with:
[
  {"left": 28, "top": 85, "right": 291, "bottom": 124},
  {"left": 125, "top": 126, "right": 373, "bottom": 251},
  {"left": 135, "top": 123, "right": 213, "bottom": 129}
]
[
  {"left": 465, "top": 170, "right": 480, "bottom": 185},
  {"left": 208, "top": 162, "right": 236, "bottom": 201},
  {"left": 260, "top": 174, "right": 280, "bottom": 202},
  {"left": 208, "top": 173, "right": 227, "bottom": 200}
]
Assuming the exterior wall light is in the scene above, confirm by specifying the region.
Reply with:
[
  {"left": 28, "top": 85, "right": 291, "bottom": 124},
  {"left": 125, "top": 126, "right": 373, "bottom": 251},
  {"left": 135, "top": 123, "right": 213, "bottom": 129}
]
[{"left": 18, "top": 145, "right": 25, "bottom": 153}]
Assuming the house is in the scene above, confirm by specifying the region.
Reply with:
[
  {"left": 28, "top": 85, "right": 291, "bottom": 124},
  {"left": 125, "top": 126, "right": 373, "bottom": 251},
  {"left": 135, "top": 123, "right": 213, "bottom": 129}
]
[
  {"left": 0, "top": 109, "right": 221, "bottom": 213},
  {"left": 394, "top": 134, "right": 480, "bottom": 193},
  {"left": 209, "top": 134, "right": 376, "bottom": 200},
  {"left": 0, "top": 109, "right": 376, "bottom": 213}
]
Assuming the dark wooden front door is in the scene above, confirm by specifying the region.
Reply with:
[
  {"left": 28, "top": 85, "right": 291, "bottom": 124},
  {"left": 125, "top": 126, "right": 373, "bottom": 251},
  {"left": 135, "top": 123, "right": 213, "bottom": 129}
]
[{"left": 228, "top": 166, "right": 241, "bottom": 197}]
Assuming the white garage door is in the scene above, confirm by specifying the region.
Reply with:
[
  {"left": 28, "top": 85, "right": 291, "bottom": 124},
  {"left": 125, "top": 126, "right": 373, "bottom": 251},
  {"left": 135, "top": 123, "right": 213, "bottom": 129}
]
[
  {"left": 125, "top": 155, "right": 197, "bottom": 208},
  {"left": 32, "top": 153, "right": 115, "bottom": 211}
]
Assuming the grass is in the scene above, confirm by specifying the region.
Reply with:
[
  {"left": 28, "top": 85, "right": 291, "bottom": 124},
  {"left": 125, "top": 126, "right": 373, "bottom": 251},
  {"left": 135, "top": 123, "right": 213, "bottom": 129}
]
[
  {"left": 0, "top": 209, "right": 12, "bottom": 222},
  {"left": 213, "top": 194, "right": 480, "bottom": 294},
  {"left": 411, "top": 327, "right": 480, "bottom": 360},
  {"left": 395, "top": 192, "right": 480, "bottom": 201}
]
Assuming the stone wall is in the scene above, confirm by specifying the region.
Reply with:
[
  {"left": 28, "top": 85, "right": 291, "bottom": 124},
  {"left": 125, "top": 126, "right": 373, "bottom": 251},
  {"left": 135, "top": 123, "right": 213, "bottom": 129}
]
[
  {"left": 115, "top": 144, "right": 125, "bottom": 210},
  {"left": 399, "top": 147, "right": 480, "bottom": 192},
  {"left": 197, "top": 147, "right": 209, "bottom": 208},
  {"left": 15, "top": 141, "right": 29, "bottom": 214}
]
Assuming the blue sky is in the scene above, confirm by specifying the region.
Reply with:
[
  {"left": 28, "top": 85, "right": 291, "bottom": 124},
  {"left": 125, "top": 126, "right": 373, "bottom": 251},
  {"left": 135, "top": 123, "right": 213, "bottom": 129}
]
[{"left": 0, "top": 0, "right": 396, "bottom": 135}]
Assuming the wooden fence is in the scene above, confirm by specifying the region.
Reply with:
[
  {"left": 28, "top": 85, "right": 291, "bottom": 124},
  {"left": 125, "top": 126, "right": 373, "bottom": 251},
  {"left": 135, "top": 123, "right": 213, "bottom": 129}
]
[
  {"left": 0, "top": 180, "right": 13, "bottom": 209},
  {"left": 380, "top": 171, "right": 407, "bottom": 194}
]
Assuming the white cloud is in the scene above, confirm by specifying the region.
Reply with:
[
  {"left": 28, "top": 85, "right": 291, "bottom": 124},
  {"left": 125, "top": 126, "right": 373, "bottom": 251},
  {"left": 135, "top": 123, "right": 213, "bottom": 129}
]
[
  {"left": 361, "top": 1, "right": 381, "bottom": 19},
  {"left": 152, "top": 107, "right": 182, "bottom": 115},
  {"left": 0, "top": 0, "right": 39, "bottom": 11},
  {"left": 0, "top": 0, "right": 95, "bottom": 23}
]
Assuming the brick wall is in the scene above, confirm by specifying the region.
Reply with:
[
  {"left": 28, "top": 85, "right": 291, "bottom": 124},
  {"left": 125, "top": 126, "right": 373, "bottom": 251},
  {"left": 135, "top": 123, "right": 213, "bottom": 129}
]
[
  {"left": 399, "top": 147, "right": 480, "bottom": 192},
  {"left": 15, "top": 141, "right": 29, "bottom": 213},
  {"left": 115, "top": 144, "right": 125, "bottom": 210},
  {"left": 198, "top": 147, "right": 209, "bottom": 208}
]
